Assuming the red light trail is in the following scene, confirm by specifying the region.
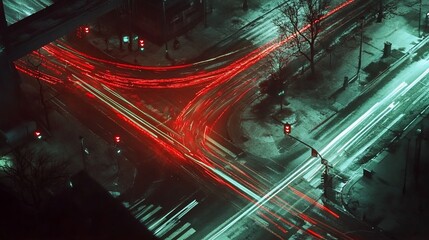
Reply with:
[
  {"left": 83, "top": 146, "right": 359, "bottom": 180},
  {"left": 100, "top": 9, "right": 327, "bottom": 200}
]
[{"left": 15, "top": 1, "right": 358, "bottom": 238}]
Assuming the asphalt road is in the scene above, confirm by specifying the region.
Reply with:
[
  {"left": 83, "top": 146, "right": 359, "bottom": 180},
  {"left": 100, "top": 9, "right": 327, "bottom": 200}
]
[{"left": 12, "top": 0, "right": 429, "bottom": 239}]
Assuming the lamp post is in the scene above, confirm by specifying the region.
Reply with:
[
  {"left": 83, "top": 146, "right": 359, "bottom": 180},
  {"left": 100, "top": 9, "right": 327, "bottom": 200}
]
[{"left": 162, "top": 0, "right": 169, "bottom": 58}]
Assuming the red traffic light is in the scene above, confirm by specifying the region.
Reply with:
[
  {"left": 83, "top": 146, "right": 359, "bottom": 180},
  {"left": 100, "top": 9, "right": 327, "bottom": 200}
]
[
  {"left": 114, "top": 136, "right": 121, "bottom": 143},
  {"left": 34, "top": 131, "right": 42, "bottom": 139},
  {"left": 84, "top": 26, "right": 90, "bottom": 33},
  {"left": 138, "top": 39, "right": 145, "bottom": 50},
  {"left": 283, "top": 123, "right": 291, "bottom": 135}
]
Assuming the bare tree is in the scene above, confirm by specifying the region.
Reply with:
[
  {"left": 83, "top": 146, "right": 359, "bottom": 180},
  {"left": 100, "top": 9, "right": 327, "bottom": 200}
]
[
  {"left": 259, "top": 44, "right": 289, "bottom": 109},
  {"left": 274, "top": 0, "right": 331, "bottom": 76},
  {"left": 243, "top": 0, "right": 248, "bottom": 11},
  {"left": 375, "top": 0, "right": 397, "bottom": 23},
  {"left": 1, "top": 145, "right": 69, "bottom": 209},
  {"left": 27, "top": 50, "right": 51, "bottom": 131}
]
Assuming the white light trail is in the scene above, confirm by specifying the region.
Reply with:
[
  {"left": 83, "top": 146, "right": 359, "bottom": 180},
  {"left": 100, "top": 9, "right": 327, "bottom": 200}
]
[
  {"left": 321, "top": 102, "right": 380, "bottom": 154},
  {"left": 204, "top": 156, "right": 318, "bottom": 240},
  {"left": 337, "top": 102, "right": 395, "bottom": 154},
  {"left": 101, "top": 84, "right": 191, "bottom": 151},
  {"left": 75, "top": 79, "right": 160, "bottom": 139},
  {"left": 342, "top": 113, "right": 405, "bottom": 171},
  {"left": 153, "top": 200, "right": 199, "bottom": 237},
  {"left": 401, "top": 67, "right": 429, "bottom": 96}
]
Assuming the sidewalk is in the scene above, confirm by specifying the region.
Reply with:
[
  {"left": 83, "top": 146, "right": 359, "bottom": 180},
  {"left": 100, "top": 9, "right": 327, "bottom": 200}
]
[
  {"left": 85, "top": 0, "right": 277, "bottom": 66},
  {"left": 227, "top": 1, "right": 423, "bottom": 161},
  {"left": 342, "top": 115, "right": 429, "bottom": 239}
]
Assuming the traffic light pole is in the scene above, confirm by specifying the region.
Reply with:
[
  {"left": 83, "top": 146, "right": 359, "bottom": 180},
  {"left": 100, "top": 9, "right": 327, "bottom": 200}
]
[
  {"left": 285, "top": 134, "right": 329, "bottom": 164},
  {"left": 162, "top": 0, "right": 169, "bottom": 58},
  {"left": 112, "top": 135, "right": 122, "bottom": 184},
  {"left": 284, "top": 132, "right": 331, "bottom": 196},
  {"left": 79, "top": 136, "right": 87, "bottom": 170}
]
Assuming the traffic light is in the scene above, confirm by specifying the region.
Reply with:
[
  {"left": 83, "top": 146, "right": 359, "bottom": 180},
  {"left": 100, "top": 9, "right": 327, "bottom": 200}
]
[
  {"left": 138, "top": 39, "right": 145, "bottom": 51},
  {"left": 284, "top": 123, "right": 291, "bottom": 135},
  {"left": 34, "top": 130, "right": 42, "bottom": 140},
  {"left": 321, "top": 172, "right": 331, "bottom": 197},
  {"left": 114, "top": 136, "right": 121, "bottom": 144},
  {"left": 76, "top": 26, "right": 89, "bottom": 38}
]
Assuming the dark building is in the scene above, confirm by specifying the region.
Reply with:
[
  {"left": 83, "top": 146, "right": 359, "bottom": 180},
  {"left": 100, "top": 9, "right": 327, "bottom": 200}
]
[
  {"left": 0, "top": 171, "right": 158, "bottom": 239},
  {"left": 132, "top": 0, "right": 204, "bottom": 43},
  {"left": 42, "top": 171, "right": 158, "bottom": 239}
]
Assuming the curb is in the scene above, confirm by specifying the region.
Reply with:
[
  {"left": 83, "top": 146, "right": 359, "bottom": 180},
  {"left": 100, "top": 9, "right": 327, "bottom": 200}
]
[
  {"left": 340, "top": 172, "right": 362, "bottom": 215},
  {"left": 317, "top": 36, "right": 429, "bottom": 135},
  {"left": 360, "top": 35, "right": 429, "bottom": 97}
]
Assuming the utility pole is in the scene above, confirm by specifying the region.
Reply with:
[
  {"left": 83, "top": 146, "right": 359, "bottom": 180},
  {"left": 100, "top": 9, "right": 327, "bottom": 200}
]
[
  {"left": 418, "top": 0, "right": 422, "bottom": 37},
  {"left": 202, "top": 0, "right": 207, "bottom": 27},
  {"left": 402, "top": 138, "right": 411, "bottom": 195},
  {"left": 414, "top": 128, "right": 423, "bottom": 188},
  {"left": 377, "top": 0, "right": 383, "bottom": 23},
  {"left": 162, "top": 0, "right": 169, "bottom": 58},
  {"left": 243, "top": 0, "right": 248, "bottom": 11},
  {"left": 357, "top": 15, "right": 364, "bottom": 79}
]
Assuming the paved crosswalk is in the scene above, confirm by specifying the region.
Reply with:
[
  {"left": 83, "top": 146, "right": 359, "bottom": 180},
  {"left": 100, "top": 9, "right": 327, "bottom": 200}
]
[{"left": 127, "top": 198, "right": 198, "bottom": 240}]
